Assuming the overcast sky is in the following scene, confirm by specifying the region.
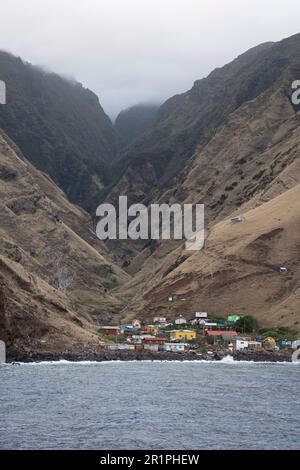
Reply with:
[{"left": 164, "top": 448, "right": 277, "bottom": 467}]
[{"left": 0, "top": 0, "right": 300, "bottom": 119}]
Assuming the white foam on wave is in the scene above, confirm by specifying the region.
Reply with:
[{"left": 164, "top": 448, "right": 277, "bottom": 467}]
[{"left": 2, "top": 355, "right": 298, "bottom": 366}]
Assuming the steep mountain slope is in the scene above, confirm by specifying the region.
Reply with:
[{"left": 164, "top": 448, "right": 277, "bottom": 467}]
[
  {"left": 107, "top": 34, "right": 300, "bottom": 209},
  {"left": 102, "top": 33, "right": 300, "bottom": 272},
  {"left": 120, "top": 183, "right": 300, "bottom": 330},
  {"left": 163, "top": 69, "right": 300, "bottom": 220},
  {"left": 0, "top": 130, "right": 128, "bottom": 354},
  {"left": 0, "top": 51, "right": 121, "bottom": 212},
  {"left": 115, "top": 104, "right": 159, "bottom": 144},
  {"left": 2, "top": 32, "right": 300, "bottom": 343},
  {"left": 0, "top": 255, "right": 100, "bottom": 355},
  {"left": 106, "top": 33, "right": 300, "bottom": 331}
]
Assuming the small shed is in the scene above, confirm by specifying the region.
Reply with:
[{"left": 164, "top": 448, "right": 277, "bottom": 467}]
[
  {"left": 233, "top": 339, "right": 249, "bottom": 351},
  {"left": 230, "top": 215, "right": 245, "bottom": 224},
  {"left": 279, "top": 267, "right": 288, "bottom": 274}
]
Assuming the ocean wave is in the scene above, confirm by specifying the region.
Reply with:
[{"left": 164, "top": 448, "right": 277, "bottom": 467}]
[{"left": 1, "top": 356, "right": 298, "bottom": 366}]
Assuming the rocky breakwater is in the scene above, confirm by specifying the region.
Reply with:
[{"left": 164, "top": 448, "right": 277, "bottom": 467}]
[{"left": 6, "top": 347, "right": 293, "bottom": 363}]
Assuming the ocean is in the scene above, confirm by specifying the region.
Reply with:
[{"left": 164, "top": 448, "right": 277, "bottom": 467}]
[{"left": 0, "top": 359, "right": 299, "bottom": 450}]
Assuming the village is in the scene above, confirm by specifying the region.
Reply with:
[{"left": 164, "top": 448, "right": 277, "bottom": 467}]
[{"left": 97, "top": 310, "right": 300, "bottom": 358}]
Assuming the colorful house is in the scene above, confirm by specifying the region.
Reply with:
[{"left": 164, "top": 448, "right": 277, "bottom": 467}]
[
  {"left": 227, "top": 315, "right": 240, "bottom": 323},
  {"left": 98, "top": 326, "right": 120, "bottom": 336},
  {"left": 143, "top": 337, "right": 166, "bottom": 352},
  {"left": 277, "top": 340, "right": 293, "bottom": 349},
  {"left": 143, "top": 337, "right": 166, "bottom": 346},
  {"left": 120, "top": 324, "right": 135, "bottom": 334},
  {"left": 142, "top": 325, "right": 159, "bottom": 335},
  {"left": 203, "top": 322, "right": 218, "bottom": 330},
  {"left": 170, "top": 330, "right": 196, "bottom": 342},
  {"left": 207, "top": 330, "right": 238, "bottom": 337}
]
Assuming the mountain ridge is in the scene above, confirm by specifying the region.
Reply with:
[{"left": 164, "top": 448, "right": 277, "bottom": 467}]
[{"left": 0, "top": 50, "right": 122, "bottom": 212}]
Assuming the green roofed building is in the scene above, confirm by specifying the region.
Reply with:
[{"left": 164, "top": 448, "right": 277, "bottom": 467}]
[{"left": 227, "top": 315, "right": 240, "bottom": 323}]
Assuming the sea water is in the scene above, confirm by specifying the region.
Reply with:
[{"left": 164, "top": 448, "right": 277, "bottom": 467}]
[{"left": 0, "top": 360, "right": 299, "bottom": 450}]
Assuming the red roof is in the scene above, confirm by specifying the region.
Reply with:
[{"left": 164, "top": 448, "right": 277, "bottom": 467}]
[
  {"left": 207, "top": 330, "right": 237, "bottom": 336},
  {"left": 143, "top": 338, "right": 166, "bottom": 344}
]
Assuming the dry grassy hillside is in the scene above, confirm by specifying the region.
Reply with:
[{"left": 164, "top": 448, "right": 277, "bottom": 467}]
[
  {"left": 0, "top": 255, "right": 100, "bottom": 354},
  {"left": 0, "top": 130, "right": 129, "bottom": 353},
  {"left": 114, "top": 58, "right": 300, "bottom": 330},
  {"left": 121, "top": 183, "right": 300, "bottom": 330}
]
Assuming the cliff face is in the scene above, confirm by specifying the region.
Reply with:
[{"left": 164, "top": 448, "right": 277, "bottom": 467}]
[
  {"left": 115, "top": 104, "right": 159, "bottom": 144},
  {"left": 108, "top": 35, "right": 300, "bottom": 208},
  {"left": 0, "top": 51, "right": 121, "bottom": 212},
  {"left": 0, "top": 130, "right": 128, "bottom": 354}
]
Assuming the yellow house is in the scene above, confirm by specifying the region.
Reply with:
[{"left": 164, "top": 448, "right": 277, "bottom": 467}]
[{"left": 170, "top": 330, "right": 196, "bottom": 342}]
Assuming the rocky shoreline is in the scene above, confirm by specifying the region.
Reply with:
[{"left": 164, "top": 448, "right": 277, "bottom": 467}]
[{"left": 6, "top": 348, "right": 293, "bottom": 363}]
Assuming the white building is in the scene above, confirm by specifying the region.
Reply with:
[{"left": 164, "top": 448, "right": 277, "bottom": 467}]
[
  {"left": 234, "top": 339, "right": 249, "bottom": 351},
  {"left": 153, "top": 316, "right": 167, "bottom": 325},
  {"left": 164, "top": 343, "right": 186, "bottom": 352},
  {"left": 144, "top": 344, "right": 159, "bottom": 352},
  {"left": 105, "top": 344, "right": 133, "bottom": 351},
  {"left": 195, "top": 312, "right": 208, "bottom": 319},
  {"left": 175, "top": 315, "right": 187, "bottom": 325}
]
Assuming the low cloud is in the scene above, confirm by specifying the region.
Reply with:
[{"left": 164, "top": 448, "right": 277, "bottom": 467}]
[{"left": 0, "top": 0, "right": 300, "bottom": 118}]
